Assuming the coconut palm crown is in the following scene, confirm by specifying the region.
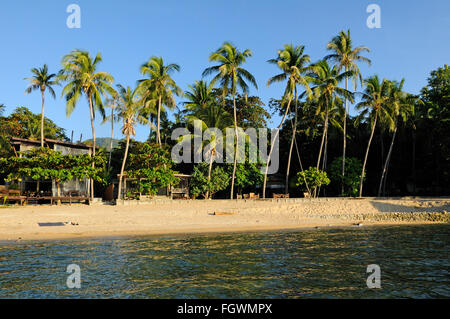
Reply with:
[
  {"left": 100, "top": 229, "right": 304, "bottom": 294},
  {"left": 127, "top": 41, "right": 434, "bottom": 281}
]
[{"left": 24, "top": 64, "right": 58, "bottom": 147}]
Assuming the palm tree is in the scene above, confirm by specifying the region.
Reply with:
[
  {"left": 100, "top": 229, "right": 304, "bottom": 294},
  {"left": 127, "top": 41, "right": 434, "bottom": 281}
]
[
  {"left": 24, "top": 118, "right": 41, "bottom": 140},
  {"left": 24, "top": 64, "right": 58, "bottom": 147},
  {"left": 378, "top": 80, "right": 418, "bottom": 196},
  {"left": 183, "top": 80, "right": 216, "bottom": 111},
  {"left": 0, "top": 104, "right": 5, "bottom": 116},
  {"left": 325, "top": 30, "right": 371, "bottom": 195},
  {"left": 264, "top": 44, "right": 311, "bottom": 198},
  {"left": 356, "top": 75, "right": 393, "bottom": 197},
  {"left": 203, "top": 42, "right": 258, "bottom": 199},
  {"left": 116, "top": 85, "right": 146, "bottom": 201},
  {"left": 309, "top": 60, "right": 354, "bottom": 174},
  {"left": 102, "top": 94, "right": 120, "bottom": 170},
  {"left": 60, "top": 50, "right": 115, "bottom": 201},
  {"left": 138, "top": 56, "right": 182, "bottom": 147},
  {"left": 183, "top": 81, "right": 233, "bottom": 198}
]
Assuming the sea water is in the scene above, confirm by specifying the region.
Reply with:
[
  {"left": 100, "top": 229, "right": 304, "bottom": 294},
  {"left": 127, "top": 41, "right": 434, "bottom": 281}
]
[{"left": 0, "top": 225, "right": 448, "bottom": 298}]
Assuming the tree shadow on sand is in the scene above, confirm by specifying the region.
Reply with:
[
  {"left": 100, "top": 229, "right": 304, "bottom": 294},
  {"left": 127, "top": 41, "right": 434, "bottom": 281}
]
[{"left": 369, "top": 199, "right": 449, "bottom": 213}]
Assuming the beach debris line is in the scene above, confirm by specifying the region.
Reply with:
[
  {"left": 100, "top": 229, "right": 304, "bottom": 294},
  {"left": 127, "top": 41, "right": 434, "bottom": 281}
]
[{"left": 210, "top": 212, "right": 237, "bottom": 215}]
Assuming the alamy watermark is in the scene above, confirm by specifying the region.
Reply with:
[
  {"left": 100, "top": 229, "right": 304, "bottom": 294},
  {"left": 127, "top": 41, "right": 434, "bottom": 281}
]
[
  {"left": 366, "top": 4, "right": 381, "bottom": 29},
  {"left": 66, "top": 4, "right": 81, "bottom": 29},
  {"left": 171, "top": 121, "right": 280, "bottom": 174},
  {"left": 366, "top": 264, "right": 381, "bottom": 289},
  {"left": 66, "top": 264, "right": 81, "bottom": 289}
]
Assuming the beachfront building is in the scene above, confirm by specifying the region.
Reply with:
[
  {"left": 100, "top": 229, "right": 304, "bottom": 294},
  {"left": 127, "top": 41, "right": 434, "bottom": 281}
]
[{"left": 9, "top": 137, "right": 93, "bottom": 197}]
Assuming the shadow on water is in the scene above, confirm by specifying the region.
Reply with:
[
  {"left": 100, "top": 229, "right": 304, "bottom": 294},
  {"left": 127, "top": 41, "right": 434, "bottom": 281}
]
[{"left": 0, "top": 225, "right": 448, "bottom": 298}]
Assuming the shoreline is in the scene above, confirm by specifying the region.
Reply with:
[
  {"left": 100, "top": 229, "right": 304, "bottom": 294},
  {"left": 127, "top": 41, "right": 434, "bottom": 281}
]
[
  {"left": 0, "top": 197, "right": 448, "bottom": 243},
  {"left": 1, "top": 221, "right": 445, "bottom": 245}
]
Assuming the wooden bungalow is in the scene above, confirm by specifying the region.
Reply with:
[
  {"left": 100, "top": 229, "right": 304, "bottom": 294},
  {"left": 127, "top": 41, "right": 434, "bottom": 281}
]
[{"left": 8, "top": 137, "right": 94, "bottom": 200}]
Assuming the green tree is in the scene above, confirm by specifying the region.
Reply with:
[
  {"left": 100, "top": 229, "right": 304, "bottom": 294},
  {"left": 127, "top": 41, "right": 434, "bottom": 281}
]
[
  {"left": 296, "top": 167, "right": 330, "bottom": 194},
  {"left": 0, "top": 104, "right": 11, "bottom": 158},
  {"left": 203, "top": 42, "right": 258, "bottom": 199},
  {"left": 115, "top": 85, "right": 146, "bottom": 201},
  {"left": 228, "top": 162, "right": 263, "bottom": 196},
  {"left": 139, "top": 56, "right": 182, "bottom": 147},
  {"left": 266, "top": 44, "right": 312, "bottom": 197},
  {"left": 308, "top": 60, "right": 354, "bottom": 176},
  {"left": 329, "top": 157, "right": 362, "bottom": 197},
  {"left": 60, "top": 50, "right": 115, "bottom": 200},
  {"left": 417, "top": 65, "right": 450, "bottom": 194},
  {"left": 378, "top": 80, "right": 419, "bottom": 196},
  {"left": 24, "top": 64, "right": 59, "bottom": 147},
  {"left": 356, "top": 75, "right": 393, "bottom": 197},
  {"left": 325, "top": 30, "right": 371, "bottom": 194},
  {"left": 0, "top": 107, "right": 68, "bottom": 141},
  {"left": 184, "top": 80, "right": 215, "bottom": 110},
  {"left": 216, "top": 90, "right": 270, "bottom": 129},
  {"left": 190, "top": 163, "right": 230, "bottom": 199},
  {"left": 125, "top": 142, "right": 179, "bottom": 197},
  {"left": 0, "top": 148, "right": 105, "bottom": 205},
  {"left": 183, "top": 81, "right": 233, "bottom": 198},
  {"left": 102, "top": 93, "right": 120, "bottom": 170}
]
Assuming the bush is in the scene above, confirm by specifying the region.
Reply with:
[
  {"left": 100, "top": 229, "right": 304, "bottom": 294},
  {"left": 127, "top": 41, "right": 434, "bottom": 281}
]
[
  {"left": 328, "top": 157, "right": 363, "bottom": 197},
  {"left": 125, "top": 142, "right": 179, "bottom": 196},
  {"left": 296, "top": 167, "right": 330, "bottom": 193},
  {"left": 191, "top": 163, "right": 230, "bottom": 199},
  {"left": 227, "top": 163, "right": 263, "bottom": 195}
]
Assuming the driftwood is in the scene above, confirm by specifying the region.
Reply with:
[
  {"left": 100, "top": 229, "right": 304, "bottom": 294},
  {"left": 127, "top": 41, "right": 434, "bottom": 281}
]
[{"left": 212, "top": 212, "right": 237, "bottom": 215}]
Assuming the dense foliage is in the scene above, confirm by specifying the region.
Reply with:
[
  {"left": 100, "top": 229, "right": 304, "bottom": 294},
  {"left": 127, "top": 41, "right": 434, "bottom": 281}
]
[
  {"left": 110, "top": 141, "right": 178, "bottom": 197},
  {"left": 125, "top": 142, "right": 178, "bottom": 196},
  {"left": 190, "top": 163, "right": 230, "bottom": 199},
  {"left": 296, "top": 167, "right": 330, "bottom": 195},
  {"left": 329, "top": 157, "right": 362, "bottom": 197},
  {"left": 1, "top": 37, "right": 448, "bottom": 200},
  {"left": 0, "top": 148, "right": 105, "bottom": 196}
]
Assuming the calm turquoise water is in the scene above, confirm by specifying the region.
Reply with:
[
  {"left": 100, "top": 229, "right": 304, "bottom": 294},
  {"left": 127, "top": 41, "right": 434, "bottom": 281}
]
[{"left": 0, "top": 225, "right": 448, "bottom": 298}]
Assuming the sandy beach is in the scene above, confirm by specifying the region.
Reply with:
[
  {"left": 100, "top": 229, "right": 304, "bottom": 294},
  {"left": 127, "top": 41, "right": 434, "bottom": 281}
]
[{"left": 0, "top": 197, "right": 449, "bottom": 242}]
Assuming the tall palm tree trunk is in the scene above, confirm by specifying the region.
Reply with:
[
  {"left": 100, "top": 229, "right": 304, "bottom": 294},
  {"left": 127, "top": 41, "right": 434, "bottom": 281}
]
[
  {"left": 40, "top": 89, "right": 45, "bottom": 148},
  {"left": 380, "top": 131, "right": 384, "bottom": 172},
  {"left": 316, "top": 108, "right": 329, "bottom": 170},
  {"left": 230, "top": 94, "right": 238, "bottom": 199},
  {"left": 314, "top": 107, "right": 329, "bottom": 198},
  {"left": 318, "top": 123, "right": 329, "bottom": 197},
  {"left": 382, "top": 156, "right": 390, "bottom": 196},
  {"left": 341, "top": 72, "right": 348, "bottom": 195},
  {"left": 293, "top": 132, "right": 311, "bottom": 196},
  {"left": 359, "top": 111, "right": 378, "bottom": 197},
  {"left": 285, "top": 87, "right": 298, "bottom": 195},
  {"left": 206, "top": 147, "right": 215, "bottom": 199},
  {"left": 263, "top": 98, "right": 292, "bottom": 199},
  {"left": 412, "top": 130, "right": 417, "bottom": 194},
  {"left": 117, "top": 134, "right": 130, "bottom": 201},
  {"left": 88, "top": 95, "right": 96, "bottom": 202},
  {"left": 157, "top": 96, "right": 162, "bottom": 146},
  {"left": 108, "top": 105, "right": 114, "bottom": 170},
  {"left": 378, "top": 119, "right": 398, "bottom": 197},
  {"left": 149, "top": 114, "right": 153, "bottom": 142}
]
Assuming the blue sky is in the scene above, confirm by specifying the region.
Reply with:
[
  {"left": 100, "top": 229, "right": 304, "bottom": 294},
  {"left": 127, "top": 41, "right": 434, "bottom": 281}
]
[{"left": 0, "top": 0, "right": 449, "bottom": 142}]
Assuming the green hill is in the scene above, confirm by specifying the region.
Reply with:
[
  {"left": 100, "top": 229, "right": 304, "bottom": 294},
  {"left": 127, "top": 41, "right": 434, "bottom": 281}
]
[{"left": 83, "top": 138, "right": 120, "bottom": 151}]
